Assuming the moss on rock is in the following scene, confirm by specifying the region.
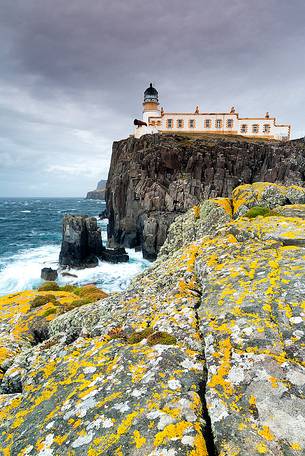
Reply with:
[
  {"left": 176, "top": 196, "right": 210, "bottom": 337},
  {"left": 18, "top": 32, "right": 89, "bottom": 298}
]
[
  {"left": 244, "top": 206, "right": 278, "bottom": 219},
  {"left": 147, "top": 331, "right": 177, "bottom": 346},
  {"left": 30, "top": 294, "right": 58, "bottom": 309},
  {"left": 37, "top": 281, "right": 60, "bottom": 292},
  {"left": 127, "top": 327, "right": 154, "bottom": 344}
]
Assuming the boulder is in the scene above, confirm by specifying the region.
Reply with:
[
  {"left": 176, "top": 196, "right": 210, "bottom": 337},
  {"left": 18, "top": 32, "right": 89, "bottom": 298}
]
[
  {"left": 40, "top": 267, "right": 58, "bottom": 281},
  {"left": 61, "top": 271, "right": 78, "bottom": 278},
  {"left": 59, "top": 215, "right": 104, "bottom": 268},
  {"left": 101, "top": 247, "right": 129, "bottom": 263}
]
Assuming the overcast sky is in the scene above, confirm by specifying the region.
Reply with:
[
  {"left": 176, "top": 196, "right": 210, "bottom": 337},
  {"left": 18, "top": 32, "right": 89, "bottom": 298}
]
[{"left": 1, "top": 0, "right": 305, "bottom": 196}]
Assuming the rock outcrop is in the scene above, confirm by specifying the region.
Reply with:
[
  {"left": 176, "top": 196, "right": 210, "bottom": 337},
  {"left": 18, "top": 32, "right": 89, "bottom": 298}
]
[
  {"left": 59, "top": 215, "right": 104, "bottom": 268},
  {"left": 41, "top": 267, "right": 58, "bottom": 281},
  {"left": 59, "top": 215, "right": 130, "bottom": 268},
  {"left": 106, "top": 134, "right": 305, "bottom": 259},
  {"left": 1, "top": 182, "right": 305, "bottom": 455}
]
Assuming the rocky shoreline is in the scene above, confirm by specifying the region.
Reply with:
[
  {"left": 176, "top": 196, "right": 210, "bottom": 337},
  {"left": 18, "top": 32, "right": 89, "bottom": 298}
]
[{"left": 1, "top": 182, "right": 305, "bottom": 454}]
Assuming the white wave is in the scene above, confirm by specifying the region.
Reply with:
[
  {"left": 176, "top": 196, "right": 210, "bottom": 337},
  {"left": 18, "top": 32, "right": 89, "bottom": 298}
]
[
  {"left": 0, "top": 245, "right": 59, "bottom": 296},
  {"left": 20, "top": 210, "right": 31, "bottom": 213},
  {"left": 59, "top": 249, "right": 150, "bottom": 292},
  {"left": 0, "top": 244, "right": 150, "bottom": 296}
]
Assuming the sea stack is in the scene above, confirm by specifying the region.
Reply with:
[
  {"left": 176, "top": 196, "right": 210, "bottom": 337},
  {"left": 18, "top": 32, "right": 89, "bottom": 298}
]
[
  {"left": 59, "top": 215, "right": 104, "bottom": 268},
  {"left": 59, "top": 215, "right": 129, "bottom": 268}
]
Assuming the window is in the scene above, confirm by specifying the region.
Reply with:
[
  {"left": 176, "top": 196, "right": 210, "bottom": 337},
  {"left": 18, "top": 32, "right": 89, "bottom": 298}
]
[
  {"left": 252, "top": 124, "right": 259, "bottom": 133},
  {"left": 189, "top": 119, "right": 195, "bottom": 128},
  {"left": 166, "top": 119, "right": 173, "bottom": 129},
  {"left": 216, "top": 119, "right": 222, "bottom": 129},
  {"left": 204, "top": 119, "right": 211, "bottom": 128},
  {"left": 177, "top": 119, "right": 184, "bottom": 128},
  {"left": 227, "top": 119, "right": 233, "bottom": 129},
  {"left": 263, "top": 124, "right": 271, "bottom": 133},
  {"left": 241, "top": 124, "right": 248, "bottom": 133}
]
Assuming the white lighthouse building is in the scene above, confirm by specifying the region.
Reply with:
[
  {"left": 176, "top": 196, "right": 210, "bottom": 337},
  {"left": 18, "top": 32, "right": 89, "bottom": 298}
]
[{"left": 134, "top": 83, "right": 291, "bottom": 141}]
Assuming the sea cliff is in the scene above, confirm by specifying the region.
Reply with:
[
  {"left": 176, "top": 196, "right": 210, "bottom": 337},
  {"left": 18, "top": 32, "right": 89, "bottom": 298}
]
[
  {"left": 0, "top": 182, "right": 305, "bottom": 455},
  {"left": 86, "top": 179, "right": 107, "bottom": 200},
  {"left": 106, "top": 134, "right": 305, "bottom": 259}
]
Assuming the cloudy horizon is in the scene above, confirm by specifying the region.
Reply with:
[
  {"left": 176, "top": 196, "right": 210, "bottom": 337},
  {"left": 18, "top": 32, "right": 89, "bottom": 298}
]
[{"left": 1, "top": 0, "right": 305, "bottom": 197}]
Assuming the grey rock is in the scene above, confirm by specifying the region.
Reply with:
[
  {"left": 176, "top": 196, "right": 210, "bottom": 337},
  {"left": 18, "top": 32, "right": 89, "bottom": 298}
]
[
  {"left": 41, "top": 267, "right": 58, "bottom": 281},
  {"left": 59, "top": 215, "right": 104, "bottom": 268}
]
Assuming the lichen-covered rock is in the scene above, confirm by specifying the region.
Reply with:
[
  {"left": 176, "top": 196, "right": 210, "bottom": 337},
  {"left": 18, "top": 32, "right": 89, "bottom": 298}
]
[
  {"left": 275, "top": 204, "right": 305, "bottom": 219},
  {"left": 232, "top": 182, "right": 305, "bottom": 217},
  {"left": 0, "top": 287, "right": 107, "bottom": 384},
  {"left": 160, "top": 198, "right": 232, "bottom": 258},
  {"left": 0, "top": 184, "right": 305, "bottom": 455}
]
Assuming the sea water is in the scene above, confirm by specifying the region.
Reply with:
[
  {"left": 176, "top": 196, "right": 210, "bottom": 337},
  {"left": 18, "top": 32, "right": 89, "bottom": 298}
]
[{"left": 0, "top": 198, "right": 149, "bottom": 296}]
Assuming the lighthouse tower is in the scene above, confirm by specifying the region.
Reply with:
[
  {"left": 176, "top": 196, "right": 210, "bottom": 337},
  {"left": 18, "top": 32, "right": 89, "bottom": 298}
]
[{"left": 143, "top": 83, "right": 161, "bottom": 123}]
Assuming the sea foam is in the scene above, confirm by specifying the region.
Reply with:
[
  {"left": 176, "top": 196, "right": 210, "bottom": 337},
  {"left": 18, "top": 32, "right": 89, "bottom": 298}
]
[{"left": 0, "top": 244, "right": 149, "bottom": 296}]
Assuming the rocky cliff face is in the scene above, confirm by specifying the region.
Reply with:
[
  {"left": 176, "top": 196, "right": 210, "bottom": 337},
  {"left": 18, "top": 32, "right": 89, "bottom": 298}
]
[
  {"left": 1, "top": 182, "right": 305, "bottom": 455},
  {"left": 106, "top": 134, "right": 305, "bottom": 259},
  {"left": 86, "top": 179, "right": 107, "bottom": 200},
  {"left": 86, "top": 189, "right": 106, "bottom": 200}
]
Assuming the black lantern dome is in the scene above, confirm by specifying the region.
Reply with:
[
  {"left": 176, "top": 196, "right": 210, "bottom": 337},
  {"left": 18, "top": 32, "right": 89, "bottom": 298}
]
[{"left": 144, "top": 83, "right": 158, "bottom": 103}]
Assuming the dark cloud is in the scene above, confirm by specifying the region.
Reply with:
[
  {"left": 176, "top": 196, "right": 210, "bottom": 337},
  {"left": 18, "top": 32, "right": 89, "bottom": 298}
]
[{"left": 0, "top": 0, "right": 305, "bottom": 196}]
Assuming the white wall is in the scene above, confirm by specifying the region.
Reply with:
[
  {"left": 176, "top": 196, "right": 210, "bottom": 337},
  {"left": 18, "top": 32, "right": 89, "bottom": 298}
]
[{"left": 136, "top": 109, "right": 290, "bottom": 140}]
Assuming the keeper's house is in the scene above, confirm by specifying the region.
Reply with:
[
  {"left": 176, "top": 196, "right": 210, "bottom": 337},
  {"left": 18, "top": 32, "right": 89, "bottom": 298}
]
[{"left": 134, "top": 83, "right": 291, "bottom": 141}]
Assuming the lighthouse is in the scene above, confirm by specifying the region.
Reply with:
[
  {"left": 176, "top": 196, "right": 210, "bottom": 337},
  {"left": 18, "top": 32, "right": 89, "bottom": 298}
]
[{"left": 143, "top": 83, "right": 161, "bottom": 124}]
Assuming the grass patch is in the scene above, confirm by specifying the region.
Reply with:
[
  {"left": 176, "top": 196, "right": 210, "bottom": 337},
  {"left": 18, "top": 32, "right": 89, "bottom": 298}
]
[
  {"left": 76, "top": 285, "right": 108, "bottom": 301},
  {"left": 244, "top": 206, "right": 278, "bottom": 219},
  {"left": 38, "top": 281, "right": 60, "bottom": 292},
  {"left": 66, "top": 298, "right": 91, "bottom": 310},
  {"left": 127, "top": 327, "right": 154, "bottom": 344},
  {"left": 30, "top": 294, "right": 58, "bottom": 309},
  {"left": 43, "top": 307, "right": 57, "bottom": 317},
  {"left": 127, "top": 328, "right": 177, "bottom": 346},
  {"left": 147, "top": 331, "right": 177, "bottom": 346},
  {"left": 60, "top": 284, "right": 79, "bottom": 293}
]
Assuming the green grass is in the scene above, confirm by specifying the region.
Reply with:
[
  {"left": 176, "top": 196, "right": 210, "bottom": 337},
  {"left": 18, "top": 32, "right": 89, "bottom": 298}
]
[
  {"left": 30, "top": 294, "right": 58, "bottom": 309},
  {"left": 37, "top": 281, "right": 60, "bottom": 292},
  {"left": 244, "top": 206, "right": 278, "bottom": 219},
  {"left": 147, "top": 331, "right": 177, "bottom": 346}
]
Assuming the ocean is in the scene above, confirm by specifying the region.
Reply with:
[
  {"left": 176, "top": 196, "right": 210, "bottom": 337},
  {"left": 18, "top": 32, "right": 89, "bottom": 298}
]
[{"left": 0, "top": 198, "right": 149, "bottom": 296}]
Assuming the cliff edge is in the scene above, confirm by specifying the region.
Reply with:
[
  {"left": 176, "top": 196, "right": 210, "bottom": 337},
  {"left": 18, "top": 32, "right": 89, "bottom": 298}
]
[
  {"left": 0, "top": 182, "right": 305, "bottom": 455},
  {"left": 106, "top": 134, "right": 305, "bottom": 259}
]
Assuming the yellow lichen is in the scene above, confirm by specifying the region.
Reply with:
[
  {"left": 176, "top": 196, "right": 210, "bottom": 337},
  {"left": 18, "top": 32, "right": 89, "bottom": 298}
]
[
  {"left": 154, "top": 421, "right": 192, "bottom": 447},
  {"left": 208, "top": 338, "right": 233, "bottom": 397},
  {"left": 258, "top": 425, "right": 275, "bottom": 441},
  {"left": 256, "top": 442, "right": 268, "bottom": 453},
  {"left": 133, "top": 430, "right": 146, "bottom": 449},
  {"left": 291, "top": 442, "right": 302, "bottom": 451}
]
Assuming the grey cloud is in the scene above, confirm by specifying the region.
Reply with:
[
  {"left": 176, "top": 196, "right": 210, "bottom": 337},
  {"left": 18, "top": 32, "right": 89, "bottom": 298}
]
[{"left": 0, "top": 0, "right": 305, "bottom": 195}]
